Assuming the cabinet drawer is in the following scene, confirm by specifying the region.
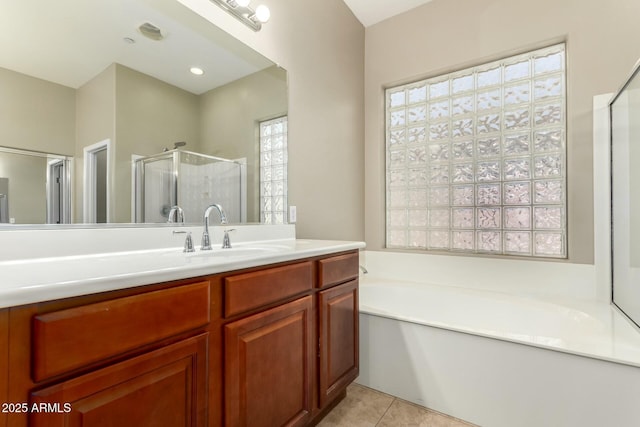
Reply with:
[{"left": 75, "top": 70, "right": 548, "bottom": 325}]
[
  {"left": 30, "top": 333, "right": 208, "bottom": 427},
  {"left": 32, "top": 281, "right": 210, "bottom": 382},
  {"left": 224, "top": 262, "right": 313, "bottom": 318},
  {"left": 318, "top": 251, "right": 359, "bottom": 288}
]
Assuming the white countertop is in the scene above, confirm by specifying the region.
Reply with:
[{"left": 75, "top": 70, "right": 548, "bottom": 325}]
[{"left": 0, "top": 238, "right": 365, "bottom": 309}]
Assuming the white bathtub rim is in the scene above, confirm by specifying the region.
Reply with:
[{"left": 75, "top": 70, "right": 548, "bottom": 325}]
[
  {"left": 359, "top": 276, "right": 640, "bottom": 369},
  {"left": 360, "top": 308, "right": 640, "bottom": 369}
]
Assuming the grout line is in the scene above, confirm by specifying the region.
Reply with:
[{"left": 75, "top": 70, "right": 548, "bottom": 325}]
[
  {"left": 394, "top": 396, "right": 478, "bottom": 427},
  {"left": 374, "top": 397, "right": 396, "bottom": 426}
]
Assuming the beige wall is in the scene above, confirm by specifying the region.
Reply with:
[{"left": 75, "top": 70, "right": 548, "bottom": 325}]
[
  {"left": 0, "top": 68, "right": 75, "bottom": 223},
  {"left": 0, "top": 67, "right": 75, "bottom": 155},
  {"left": 180, "top": 0, "right": 365, "bottom": 241},
  {"left": 0, "top": 153, "right": 47, "bottom": 224},
  {"left": 75, "top": 64, "right": 116, "bottom": 221},
  {"left": 114, "top": 64, "right": 200, "bottom": 222},
  {"left": 364, "top": 0, "right": 640, "bottom": 264},
  {"left": 200, "top": 66, "right": 287, "bottom": 222}
]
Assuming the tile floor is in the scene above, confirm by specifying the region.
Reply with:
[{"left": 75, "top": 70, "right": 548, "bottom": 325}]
[{"left": 318, "top": 383, "right": 477, "bottom": 427}]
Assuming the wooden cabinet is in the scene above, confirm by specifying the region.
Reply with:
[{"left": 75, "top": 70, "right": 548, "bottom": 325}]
[
  {"left": 1, "top": 309, "right": 8, "bottom": 427},
  {"left": 31, "top": 282, "right": 210, "bottom": 382},
  {"left": 318, "top": 280, "right": 359, "bottom": 408},
  {"left": 224, "top": 296, "right": 313, "bottom": 427},
  {"left": 4, "top": 249, "right": 359, "bottom": 427},
  {"left": 222, "top": 252, "right": 360, "bottom": 425},
  {"left": 29, "top": 333, "right": 208, "bottom": 427},
  {"left": 6, "top": 280, "right": 212, "bottom": 427}
]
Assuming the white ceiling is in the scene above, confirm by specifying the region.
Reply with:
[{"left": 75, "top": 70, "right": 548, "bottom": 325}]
[
  {"left": 1, "top": 0, "right": 435, "bottom": 93},
  {"left": 0, "top": 0, "right": 273, "bottom": 94},
  {"left": 342, "top": 0, "right": 435, "bottom": 27}
]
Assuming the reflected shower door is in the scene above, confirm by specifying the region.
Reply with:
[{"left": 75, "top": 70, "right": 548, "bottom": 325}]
[
  {"left": 138, "top": 156, "right": 175, "bottom": 223},
  {"left": 611, "top": 62, "right": 640, "bottom": 328}
]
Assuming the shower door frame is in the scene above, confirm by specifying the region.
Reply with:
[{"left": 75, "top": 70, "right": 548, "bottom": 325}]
[
  {"left": 134, "top": 151, "right": 180, "bottom": 224},
  {"left": 610, "top": 59, "right": 640, "bottom": 330}
]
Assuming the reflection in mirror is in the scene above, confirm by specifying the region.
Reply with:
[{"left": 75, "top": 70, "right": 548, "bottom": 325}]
[
  {"left": 611, "top": 59, "right": 640, "bottom": 329},
  {"left": 0, "top": 0, "right": 287, "bottom": 227},
  {"left": 0, "top": 147, "right": 72, "bottom": 224},
  {"left": 95, "top": 148, "right": 108, "bottom": 224},
  {"left": 134, "top": 150, "right": 245, "bottom": 224},
  {"left": 83, "top": 139, "right": 111, "bottom": 224}
]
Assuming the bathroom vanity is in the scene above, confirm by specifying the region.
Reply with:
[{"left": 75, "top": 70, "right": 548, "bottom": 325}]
[{"left": 0, "top": 231, "right": 362, "bottom": 427}]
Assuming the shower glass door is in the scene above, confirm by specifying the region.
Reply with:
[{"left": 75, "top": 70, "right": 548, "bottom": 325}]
[
  {"left": 135, "top": 154, "right": 176, "bottom": 223},
  {"left": 611, "top": 61, "right": 640, "bottom": 328}
]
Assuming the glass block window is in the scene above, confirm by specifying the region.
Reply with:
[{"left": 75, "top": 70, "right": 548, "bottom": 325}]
[
  {"left": 260, "top": 116, "right": 288, "bottom": 224},
  {"left": 385, "top": 44, "right": 566, "bottom": 257}
]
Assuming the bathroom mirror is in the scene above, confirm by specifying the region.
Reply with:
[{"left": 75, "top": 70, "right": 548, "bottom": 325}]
[
  {"left": 0, "top": 0, "right": 287, "bottom": 226},
  {"left": 611, "top": 59, "right": 640, "bottom": 328}
]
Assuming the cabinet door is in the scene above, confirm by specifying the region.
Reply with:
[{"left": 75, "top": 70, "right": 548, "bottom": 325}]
[
  {"left": 29, "top": 333, "right": 208, "bottom": 427},
  {"left": 225, "top": 296, "right": 313, "bottom": 427},
  {"left": 318, "top": 280, "right": 359, "bottom": 408},
  {"left": 0, "top": 309, "right": 7, "bottom": 427}
]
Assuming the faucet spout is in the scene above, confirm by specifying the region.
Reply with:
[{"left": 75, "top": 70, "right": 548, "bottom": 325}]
[
  {"left": 201, "top": 203, "right": 228, "bottom": 250},
  {"left": 167, "top": 205, "right": 185, "bottom": 223}
]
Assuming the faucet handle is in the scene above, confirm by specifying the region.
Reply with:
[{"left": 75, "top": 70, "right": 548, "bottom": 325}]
[
  {"left": 173, "top": 230, "right": 195, "bottom": 252},
  {"left": 184, "top": 232, "right": 195, "bottom": 253},
  {"left": 201, "top": 231, "right": 212, "bottom": 251},
  {"left": 222, "top": 228, "right": 236, "bottom": 249}
]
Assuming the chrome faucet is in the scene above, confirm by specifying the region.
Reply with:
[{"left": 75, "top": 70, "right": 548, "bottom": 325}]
[
  {"left": 201, "top": 203, "right": 228, "bottom": 250},
  {"left": 167, "top": 205, "right": 185, "bottom": 223}
]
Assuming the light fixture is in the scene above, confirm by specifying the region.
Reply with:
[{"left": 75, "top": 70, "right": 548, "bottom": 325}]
[
  {"left": 190, "top": 67, "right": 205, "bottom": 76},
  {"left": 210, "top": 0, "right": 270, "bottom": 32},
  {"left": 251, "top": 4, "right": 270, "bottom": 24}
]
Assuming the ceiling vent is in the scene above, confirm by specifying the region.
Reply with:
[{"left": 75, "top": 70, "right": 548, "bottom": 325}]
[{"left": 138, "top": 22, "right": 164, "bottom": 41}]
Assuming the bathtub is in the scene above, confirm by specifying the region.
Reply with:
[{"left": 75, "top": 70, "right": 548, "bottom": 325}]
[{"left": 356, "top": 251, "right": 640, "bottom": 427}]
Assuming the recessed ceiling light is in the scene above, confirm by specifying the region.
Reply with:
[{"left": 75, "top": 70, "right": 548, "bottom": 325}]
[
  {"left": 190, "top": 67, "right": 205, "bottom": 76},
  {"left": 123, "top": 37, "right": 136, "bottom": 44}
]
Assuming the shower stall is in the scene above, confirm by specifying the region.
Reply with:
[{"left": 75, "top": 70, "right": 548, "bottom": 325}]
[{"left": 134, "top": 149, "right": 245, "bottom": 224}]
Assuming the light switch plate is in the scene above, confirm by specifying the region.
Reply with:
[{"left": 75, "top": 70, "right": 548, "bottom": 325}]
[{"left": 289, "top": 206, "right": 297, "bottom": 223}]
